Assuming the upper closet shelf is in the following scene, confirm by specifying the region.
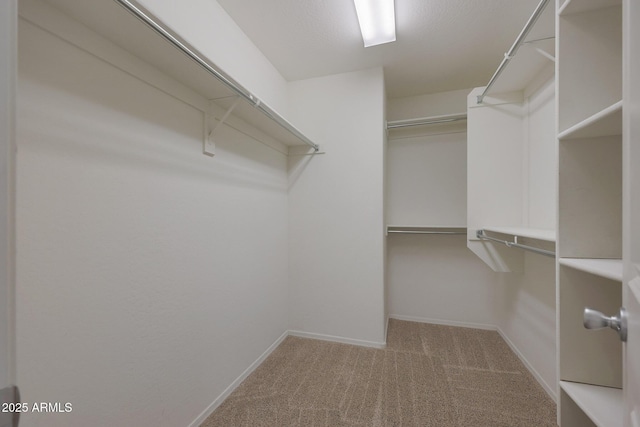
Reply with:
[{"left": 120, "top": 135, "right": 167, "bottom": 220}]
[
  {"left": 558, "top": 0, "right": 621, "bottom": 16},
  {"left": 476, "top": 0, "right": 555, "bottom": 103},
  {"left": 558, "top": 101, "right": 622, "bottom": 140},
  {"left": 44, "top": 0, "right": 319, "bottom": 151}
]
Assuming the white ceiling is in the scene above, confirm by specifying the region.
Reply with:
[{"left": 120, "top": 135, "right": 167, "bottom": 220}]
[{"left": 216, "top": 0, "right": 544, "bottom": 99}]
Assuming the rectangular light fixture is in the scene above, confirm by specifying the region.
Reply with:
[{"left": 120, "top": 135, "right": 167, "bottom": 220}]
[{"left": 353, "top": 0, "right": 396, "bottom": 47}]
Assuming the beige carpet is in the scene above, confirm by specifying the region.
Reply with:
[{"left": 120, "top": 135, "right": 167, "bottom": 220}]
[{"left": 201, "top": 319, "right": 557, "bottom": 426}]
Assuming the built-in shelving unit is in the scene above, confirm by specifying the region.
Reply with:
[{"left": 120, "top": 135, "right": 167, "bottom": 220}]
[
  {"left": 559, "top": 258, "right": 623, "bottom": 282},
  {"left": 40, "top": 0, "right": 318, "bottom": 152},
  {"left": 467, "top": 0, "right": 556, "bottom": 273},
  {"left": 556, "top": 0, "right": 624, "bottom": 424},
  {"left": 558, "top": 101, "right": 622, "bottom": 140},
  {"left": 560, "top": 381, "right": 623, "bottom": 427},
  {"left": 558, "top": 0, "right": 620, "bottom": 16}
]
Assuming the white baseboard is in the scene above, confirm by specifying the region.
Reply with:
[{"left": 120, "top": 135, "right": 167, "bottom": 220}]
[
  {"left": 384, "top": 315, "right": 390, "bottom": 341},
  {"left": 389, "top": 314, "right": 557, "bottom": 403},
  {"left": 288, "top": 330, "right": 387, "bottom": 349},
  {"left": 495, "top": 327, "right": 557, "bottom": 403},
  {"left": 388, "top": 314, "right": 497, "bottom": 331},
  {"left": 188, "top": 330, "right": 289, "bottom": 427}
]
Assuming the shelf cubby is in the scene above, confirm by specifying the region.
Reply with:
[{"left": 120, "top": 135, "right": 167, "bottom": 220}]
[
  {"left": 558, "top": 0, "right": 621, "bottom": 16},
  {"left": 560, "top": 381, "right": 623, "bottom": 427},
  {"left": 558, "top": 137, "right": 622, "bottom": 258},
  {"left": 558, "top": 100, "right": 622, "bottom": 140},
  {"left": 559, "top": 257, "right": 622, "bottom": 281},
  {"left": 559, "top": 265, "right": 622, "bottom": 388},
  {"left": 557, "top": 4, "right": 622, "bottom": 134}
]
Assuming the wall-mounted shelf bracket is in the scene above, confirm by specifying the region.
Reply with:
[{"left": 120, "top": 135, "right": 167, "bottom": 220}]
[{"left": 204, "top": 97, "right": 241, "bottom": 156}]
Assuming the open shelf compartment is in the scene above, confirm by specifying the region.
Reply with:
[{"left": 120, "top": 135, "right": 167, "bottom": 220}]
[{"left": 560, "top": 381, "right": 622, "bottom": 427}]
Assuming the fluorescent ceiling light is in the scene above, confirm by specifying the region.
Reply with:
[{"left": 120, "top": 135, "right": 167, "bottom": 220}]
[{"left": 353, "top": 0, "right": 396, "bottom": 47}]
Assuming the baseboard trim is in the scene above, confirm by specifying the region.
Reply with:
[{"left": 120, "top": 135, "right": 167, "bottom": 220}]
[
  {"left": 288, "top": 330, "right": 387, "bottom": 349},
  {"left": 388, "top": 314, "right": 497, "bottom": 331},
  {"left": 384, "top": 315, "right": 390, "bottom": 341},
  {"left": 495, "top": 327, "right": 557, "bottom": 403},
  {"left": 188, "top": 330, "right": 289, "bottom": 427}
]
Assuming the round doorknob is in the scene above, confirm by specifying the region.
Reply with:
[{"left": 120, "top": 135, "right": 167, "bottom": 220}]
[{"left": 583, "top": 307, "right": 627, "bottom": 342}]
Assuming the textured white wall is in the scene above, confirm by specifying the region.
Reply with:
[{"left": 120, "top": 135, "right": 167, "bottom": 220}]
[
  {"left": 498, "top": 74, "right": 557, "bottom": 398},
  {"left": 387, "top": 234, "right": 500, "bottom": 327},
  {"left": 497, "top": 254, "right": 557, "bottom": 398},
  {"left": 387, "top": 83, "right": 557, "bottom": 399},
  {"left": 386, "top": 89, "right": 500, "bottom": 327},
  {"left": 137, "top": 0, "right": 290, "bottom": 116},
  {"left": 525, "top": 76, "right": 556, "bottom": 229},
  {"left": 386, "top": 130, "right": 467, "bottom": 227},
  {"left": 17, "top": 16, "right": 289, "bottom": 427},
  {"left": 287, "top": 68, "right": 386, "bottom": 346},
  {"left": 386, "top": 88, "right": 471, "bottom": 121}
]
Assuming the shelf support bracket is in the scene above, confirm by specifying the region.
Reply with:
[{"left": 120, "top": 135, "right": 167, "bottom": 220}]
[{"left": 204, "top": 97, "right": 241, "bottom": 156}]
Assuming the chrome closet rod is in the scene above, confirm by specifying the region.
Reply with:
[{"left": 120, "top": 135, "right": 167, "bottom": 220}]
[
  {"left": 388, "top": 230, "right": 467, "bottom": 235},
  {"left": 387, "top": 114, "right": 467, "bottom": 129},
  {"left": 476, "top": 0, "right": 551, "bottom": 104},
  {"left": 113, "top": 0, "right": 320, "bottom": 152},
  {"left": 476, "top": 230, "right": 555, "bottom": 258}
]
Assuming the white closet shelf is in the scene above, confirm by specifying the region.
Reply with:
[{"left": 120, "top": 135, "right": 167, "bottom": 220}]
[
  {"left": 560, "top": 381, "right": 623, "bottom": 427},
  {"left": 558, "top": 101, "right": 622, "bottom": 140},
  {"left": 558, "top": 0, "right": 621, "bottom": 16},
  {"left": 559, "top": 258, "right": 622, "bottom": 281},
  {"left": 44, "top": 0, "right": 318, "bottom": 150},
  {"left": 482, "top": 226, "right": 556, "bottom": 242}
]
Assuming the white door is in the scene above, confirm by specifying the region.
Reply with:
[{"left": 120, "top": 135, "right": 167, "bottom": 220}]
[
  {"left": 624, "top": 0, "right": 640, "bottom": 425},
  {"left": 0, "top": 1, "right": 17, "bottom": 426}
]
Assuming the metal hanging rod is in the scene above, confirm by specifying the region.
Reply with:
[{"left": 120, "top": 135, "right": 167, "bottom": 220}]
[
  {"left": 387, "top": 227, "right": 467, "bottom": 235},
  {"left": 113, "top": 0, "right": 320, "bottom": 152},
  {"left": 476, "top": 229, "right": 555, "bottom": 258},
  {"left": 388, "top": 230, "right": 467, "bottom": 235},
  {"left": 387, "top": 113, "right": 467, "bottom": 130},
  {"left": 476, "top": 0, "right": 551, "bottom": 104}
]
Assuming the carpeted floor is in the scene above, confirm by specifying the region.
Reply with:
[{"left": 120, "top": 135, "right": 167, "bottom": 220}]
[{"left": 201, "top": 319, "right": 557, "bottom": 426}]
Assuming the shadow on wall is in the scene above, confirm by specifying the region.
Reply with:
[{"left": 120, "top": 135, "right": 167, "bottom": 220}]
[{"left": 20, "top": 20, "right": 287, "bottom": 194}]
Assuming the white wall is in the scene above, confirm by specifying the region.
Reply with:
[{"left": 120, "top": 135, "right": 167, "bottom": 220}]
[
  {"left": 388, "top": 82, "right": 557, "bottom": 399},
  {"left": 137, "top": 0, "right": 290, "bottom": 116},
  {"left": 496, "top": 253, "right": 556, "bottom": 397},
  {"left": 387, "top": 88, "right": 471, "bottom": 121},
  {"left": 524, "top": 74, "right": 556, "bottom": 229},
  {"left": 497, "top": 73, "right": 557, "bottom": 398},
  {"left": 17, "top": 13, "right": 290, "bottom": 427},
  {"left": 386, "top": 129, "right": 467, "bottom": 227},
  {"left": 386, "top": 89, "right": 501, "bottom": 328},
  {"left": 387, "top": 234, "right": 500, "bottom": 327},
  {"left": 287, "top": 68, "right": 386, "bottom": 346}
]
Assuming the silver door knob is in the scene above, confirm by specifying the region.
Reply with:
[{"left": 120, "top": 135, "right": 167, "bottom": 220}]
[{"left": 583, "top": 307, "right": 627, "bottom": 342}]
